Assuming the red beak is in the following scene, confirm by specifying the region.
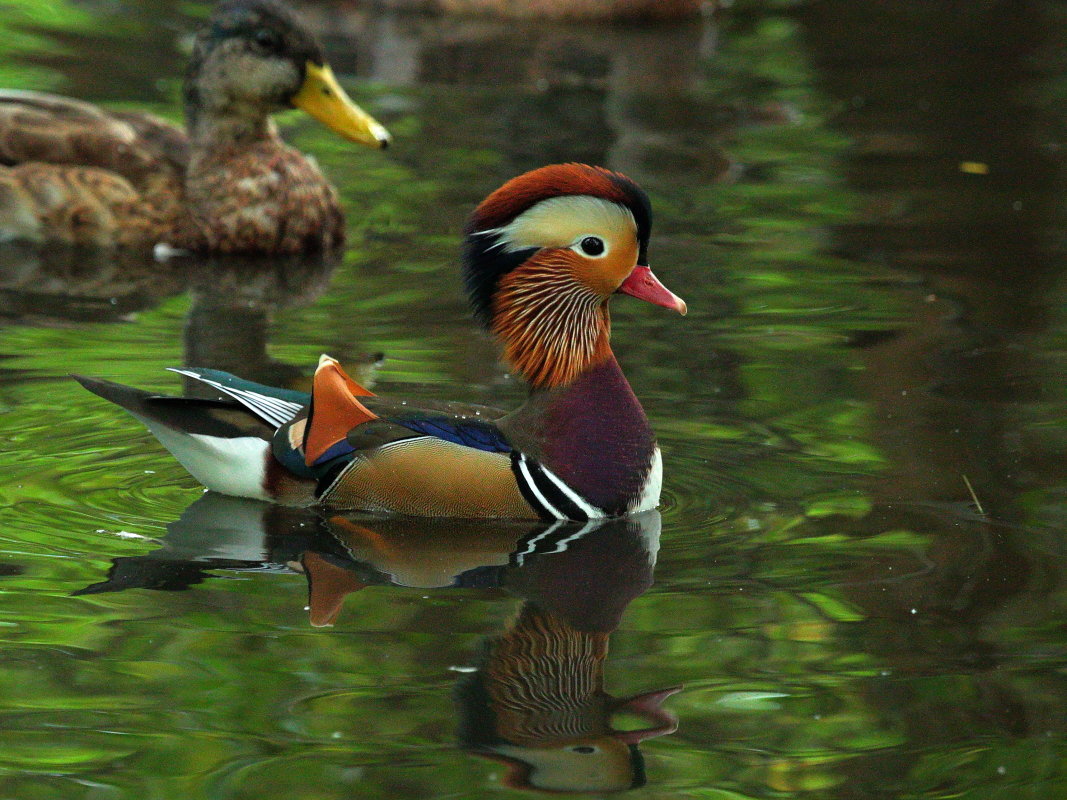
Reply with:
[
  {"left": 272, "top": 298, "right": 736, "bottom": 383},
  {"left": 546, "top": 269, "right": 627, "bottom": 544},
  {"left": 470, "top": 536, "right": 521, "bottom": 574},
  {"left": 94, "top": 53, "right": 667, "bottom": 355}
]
[{"left": 617, "top": 265, "right": 687, "bottom": 315}]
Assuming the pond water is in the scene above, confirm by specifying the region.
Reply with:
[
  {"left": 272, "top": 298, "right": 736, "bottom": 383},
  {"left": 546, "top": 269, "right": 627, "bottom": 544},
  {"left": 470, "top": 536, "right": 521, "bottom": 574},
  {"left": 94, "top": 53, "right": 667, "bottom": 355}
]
[{"left": 2, "top": 1, "right": 1066, "bottom": 797}]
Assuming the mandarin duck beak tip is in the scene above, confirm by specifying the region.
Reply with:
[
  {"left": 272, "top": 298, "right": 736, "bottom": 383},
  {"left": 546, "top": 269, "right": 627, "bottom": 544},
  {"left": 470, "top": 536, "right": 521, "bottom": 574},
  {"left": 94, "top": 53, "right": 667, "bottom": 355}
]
[{"left": 618, "top": 265, "right": 687, "bottom": 315}]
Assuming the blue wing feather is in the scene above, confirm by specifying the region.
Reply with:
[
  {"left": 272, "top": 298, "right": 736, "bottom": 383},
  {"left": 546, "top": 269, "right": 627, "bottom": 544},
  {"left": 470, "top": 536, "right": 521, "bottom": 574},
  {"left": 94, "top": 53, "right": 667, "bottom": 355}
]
[{"left": 391, "top": 416, "right": 512, "bottom": 453}]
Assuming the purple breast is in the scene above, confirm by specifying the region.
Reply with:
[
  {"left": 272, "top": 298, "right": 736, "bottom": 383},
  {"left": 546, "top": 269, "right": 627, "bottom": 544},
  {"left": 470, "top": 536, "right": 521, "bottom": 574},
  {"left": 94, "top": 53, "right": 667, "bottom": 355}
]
[{"left": 540, "top": 359, "right": 656, "bottom": 514}]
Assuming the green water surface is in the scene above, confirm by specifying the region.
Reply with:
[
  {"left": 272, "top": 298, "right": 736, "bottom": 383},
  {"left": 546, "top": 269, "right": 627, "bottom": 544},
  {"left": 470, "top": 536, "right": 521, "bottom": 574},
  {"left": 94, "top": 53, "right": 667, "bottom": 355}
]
[{"left": 1, "top": 1, "right": 1066, "bottom": 798}]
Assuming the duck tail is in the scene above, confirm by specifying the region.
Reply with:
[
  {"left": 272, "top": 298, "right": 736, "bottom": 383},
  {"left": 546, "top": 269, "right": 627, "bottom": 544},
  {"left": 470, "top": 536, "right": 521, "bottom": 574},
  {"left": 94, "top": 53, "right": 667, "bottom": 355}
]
[{"left": 72, "top": 374, "right": 274, "bottom": 501}]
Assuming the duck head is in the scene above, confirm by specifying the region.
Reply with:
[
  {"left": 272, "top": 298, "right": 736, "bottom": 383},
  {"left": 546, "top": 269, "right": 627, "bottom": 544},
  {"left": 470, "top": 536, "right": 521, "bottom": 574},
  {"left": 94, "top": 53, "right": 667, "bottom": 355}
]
[
  {"left": 185, "top": 0, "right": 390, "bottom": 148},
  {"left": 485, "top": 685, "right": 681, "bottom": 793},
  {"left": 463, "top": 164, "right": 686, "bottom": 389}
]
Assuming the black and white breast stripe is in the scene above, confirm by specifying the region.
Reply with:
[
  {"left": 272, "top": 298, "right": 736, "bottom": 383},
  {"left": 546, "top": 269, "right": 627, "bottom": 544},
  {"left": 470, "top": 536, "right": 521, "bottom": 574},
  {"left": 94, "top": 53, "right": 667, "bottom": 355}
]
[
  {"left": 510, "top": 451, "right": 606, "bottom": 522},
  {"left": 167, "top": 368, "right": 303, "bottom": 430}
]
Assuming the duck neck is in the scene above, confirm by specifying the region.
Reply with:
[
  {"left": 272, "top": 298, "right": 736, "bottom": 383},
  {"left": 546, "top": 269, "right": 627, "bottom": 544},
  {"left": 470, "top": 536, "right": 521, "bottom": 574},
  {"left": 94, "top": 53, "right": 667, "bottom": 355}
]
[
  {"left": 183, "top": 67, "right": 281, "bottom": 153},
  {"left": 502, "top": 352, "right": 657, "bottom": 515},
  {"left": 186, "top": 106, "right": 279, "bottom": 153}
]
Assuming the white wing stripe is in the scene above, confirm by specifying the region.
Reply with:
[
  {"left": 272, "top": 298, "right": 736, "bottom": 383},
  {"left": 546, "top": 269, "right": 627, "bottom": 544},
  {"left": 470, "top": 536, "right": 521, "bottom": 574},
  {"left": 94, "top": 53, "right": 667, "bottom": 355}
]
[{"left": 167, "top": 368, "right": 303, "bottom": 428}]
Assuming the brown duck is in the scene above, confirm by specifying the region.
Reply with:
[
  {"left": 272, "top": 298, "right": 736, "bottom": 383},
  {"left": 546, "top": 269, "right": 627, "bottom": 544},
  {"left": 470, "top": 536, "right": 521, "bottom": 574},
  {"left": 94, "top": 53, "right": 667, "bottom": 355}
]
[{"left": 0, "top": 0, "right": 390, "bottom": 254}]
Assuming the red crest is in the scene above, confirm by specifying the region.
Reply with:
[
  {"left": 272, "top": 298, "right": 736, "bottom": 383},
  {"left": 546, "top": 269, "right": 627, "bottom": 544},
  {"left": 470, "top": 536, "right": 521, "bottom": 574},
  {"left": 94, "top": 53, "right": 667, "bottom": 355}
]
[{"left": 466, "top": 163, "right": 649, "bottom": 237}]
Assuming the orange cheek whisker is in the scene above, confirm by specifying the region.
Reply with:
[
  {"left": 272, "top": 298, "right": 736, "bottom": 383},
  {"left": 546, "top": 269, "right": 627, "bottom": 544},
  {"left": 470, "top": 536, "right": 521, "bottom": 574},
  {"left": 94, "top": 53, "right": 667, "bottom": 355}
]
[{"left": 492, "top": 258, "right": 613, "bottom": 388}]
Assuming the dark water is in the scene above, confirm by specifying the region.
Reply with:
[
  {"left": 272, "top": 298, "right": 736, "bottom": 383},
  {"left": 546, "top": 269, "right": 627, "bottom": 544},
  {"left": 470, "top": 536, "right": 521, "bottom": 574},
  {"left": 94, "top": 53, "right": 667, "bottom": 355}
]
[{"left": 2, "top": 1, "right": 1066, "bottom": 797}]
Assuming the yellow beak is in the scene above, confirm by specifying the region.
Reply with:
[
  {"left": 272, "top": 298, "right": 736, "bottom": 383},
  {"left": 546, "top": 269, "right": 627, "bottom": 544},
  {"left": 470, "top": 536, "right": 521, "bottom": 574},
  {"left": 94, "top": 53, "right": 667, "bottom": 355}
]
[{"left": 292, "top": 62, "right": 391, "bottom": 149}]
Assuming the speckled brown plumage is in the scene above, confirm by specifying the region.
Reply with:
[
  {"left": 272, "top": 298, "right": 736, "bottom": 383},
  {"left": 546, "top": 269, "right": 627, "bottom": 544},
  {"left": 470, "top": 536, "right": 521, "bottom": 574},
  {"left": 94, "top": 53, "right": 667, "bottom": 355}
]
[
  {"left": 0, "top": 92, "right": 186, "bottom": 248},
  {"left": 179, "top": 136, "right": 343, "bottom": 253},
  {"left": 0, "top": 1, "right": 388, "bottom": 254}
]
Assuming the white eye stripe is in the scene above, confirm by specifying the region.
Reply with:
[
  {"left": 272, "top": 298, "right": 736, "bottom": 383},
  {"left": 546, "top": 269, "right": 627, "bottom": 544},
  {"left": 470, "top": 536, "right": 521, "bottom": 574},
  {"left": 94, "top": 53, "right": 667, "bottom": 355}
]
[{"left": 476, "top": 195, "right": 636, "bottom": 254}]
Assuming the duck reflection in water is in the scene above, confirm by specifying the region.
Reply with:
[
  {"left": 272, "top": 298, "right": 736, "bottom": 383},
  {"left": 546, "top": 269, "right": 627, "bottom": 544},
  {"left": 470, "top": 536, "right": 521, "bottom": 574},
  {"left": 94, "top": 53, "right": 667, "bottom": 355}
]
[
  {"left": 0, "top": 243, "right": 382, "bottom": 396},
  {"left": 76, "top": 494, "right": 680, "bottom": 793},
  {"left": 451, "top": 514, "right": 679, "bottom": 792}
]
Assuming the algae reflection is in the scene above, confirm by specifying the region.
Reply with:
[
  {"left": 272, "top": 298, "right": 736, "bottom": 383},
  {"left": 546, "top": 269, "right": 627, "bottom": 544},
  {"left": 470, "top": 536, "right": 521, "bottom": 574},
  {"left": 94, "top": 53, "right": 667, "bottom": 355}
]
[{"left": 77, "top": 496, "right": 680, "bottom": 793}]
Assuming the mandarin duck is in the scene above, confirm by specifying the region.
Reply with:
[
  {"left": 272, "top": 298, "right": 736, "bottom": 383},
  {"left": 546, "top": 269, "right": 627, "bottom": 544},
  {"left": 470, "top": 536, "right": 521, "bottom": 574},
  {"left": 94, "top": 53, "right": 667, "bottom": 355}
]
[
  {"left": 74, "top": 163, "right": 686, "bottom": 520},
  {"left": 0, "top": 0, "right": 389, "bottom": 254}
]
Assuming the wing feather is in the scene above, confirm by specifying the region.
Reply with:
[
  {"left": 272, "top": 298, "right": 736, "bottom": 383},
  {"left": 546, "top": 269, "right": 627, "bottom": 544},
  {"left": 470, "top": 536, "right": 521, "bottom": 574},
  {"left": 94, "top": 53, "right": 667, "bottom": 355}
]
[
  {"left": 321, "top": 436, "right": 537, "bottom": 518},
  {"left": 0, "top": 90, "right": 187, "bottom": 178},
  {"left": 169, "top": 367, "right": 305, "bottom": 429},
  {"left": 0, "top": 91, "right": 187, "bottom": 247}
]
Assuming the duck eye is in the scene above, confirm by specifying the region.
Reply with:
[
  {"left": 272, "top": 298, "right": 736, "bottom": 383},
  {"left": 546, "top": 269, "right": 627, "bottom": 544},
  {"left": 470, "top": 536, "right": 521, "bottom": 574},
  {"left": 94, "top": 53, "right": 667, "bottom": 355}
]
[
  {"left": 578, "top": 236, "right": 605, "bottom": 257},
  {"left": 252, "top": 28, "right": 282, "bottom": 53}
]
